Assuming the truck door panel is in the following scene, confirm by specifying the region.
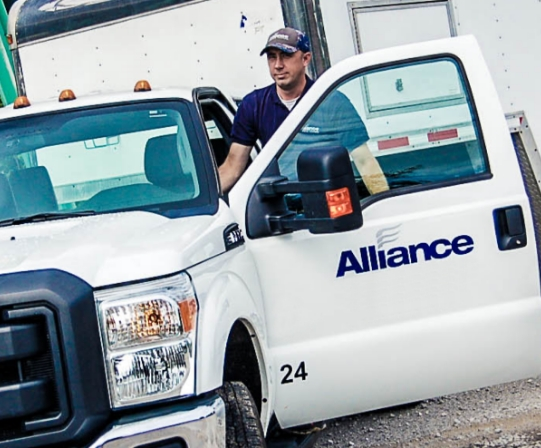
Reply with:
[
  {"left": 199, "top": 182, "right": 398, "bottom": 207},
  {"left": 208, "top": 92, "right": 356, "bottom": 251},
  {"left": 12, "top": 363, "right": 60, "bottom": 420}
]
[{"left": 232, "top": 37, "right": 541, "bottom": 428}]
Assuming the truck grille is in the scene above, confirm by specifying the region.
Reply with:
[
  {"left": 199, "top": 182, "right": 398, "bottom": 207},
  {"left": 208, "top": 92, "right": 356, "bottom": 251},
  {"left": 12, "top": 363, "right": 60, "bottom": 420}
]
[
  {"left": 0, "top": 270, "right": 110, "bottom": 448},
  {"left": 0, "top": 305, "right": 69, "bottom": 441}
]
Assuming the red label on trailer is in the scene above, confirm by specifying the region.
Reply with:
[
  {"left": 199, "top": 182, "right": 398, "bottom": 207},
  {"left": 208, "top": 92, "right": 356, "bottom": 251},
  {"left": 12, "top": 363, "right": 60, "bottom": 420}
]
[
  {"left": 427, "top": 129, "right": 458, "bottom": 142},
  {"left": 377, "top": 136, "right": 410, "bottom": 150}
]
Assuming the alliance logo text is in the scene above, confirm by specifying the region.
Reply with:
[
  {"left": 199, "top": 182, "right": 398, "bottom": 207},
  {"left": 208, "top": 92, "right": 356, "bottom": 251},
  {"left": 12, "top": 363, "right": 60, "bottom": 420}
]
[{"left": 336, "top": 234, "right": 474, "bottom": 278}]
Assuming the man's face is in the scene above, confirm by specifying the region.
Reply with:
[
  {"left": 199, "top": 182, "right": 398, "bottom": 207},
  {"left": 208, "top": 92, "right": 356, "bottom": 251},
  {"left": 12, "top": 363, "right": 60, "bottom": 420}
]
[{"left": 266, "top": 48, "right": 311, "bottom": 92}]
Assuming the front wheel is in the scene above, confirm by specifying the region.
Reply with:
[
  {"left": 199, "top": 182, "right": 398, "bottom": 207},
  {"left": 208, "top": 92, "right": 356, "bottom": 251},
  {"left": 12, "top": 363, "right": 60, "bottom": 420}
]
[{"left": 218, "top": 381, "right": 267, "bottom": 448}]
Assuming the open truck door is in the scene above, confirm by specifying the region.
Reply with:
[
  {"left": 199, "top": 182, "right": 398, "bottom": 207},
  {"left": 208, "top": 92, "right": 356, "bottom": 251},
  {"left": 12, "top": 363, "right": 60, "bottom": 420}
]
[{"left": 229, "top": 35, "right": 541, "bottom": 428}]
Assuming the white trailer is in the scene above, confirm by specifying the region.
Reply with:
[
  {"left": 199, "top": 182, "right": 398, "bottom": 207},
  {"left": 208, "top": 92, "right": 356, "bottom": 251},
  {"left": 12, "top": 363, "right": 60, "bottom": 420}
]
[
  {"left": 8, "top": 0, "right": 541, "bottom": 176},
  {"left": 315, "top": 0, "right": 541, "bottom": 187}
]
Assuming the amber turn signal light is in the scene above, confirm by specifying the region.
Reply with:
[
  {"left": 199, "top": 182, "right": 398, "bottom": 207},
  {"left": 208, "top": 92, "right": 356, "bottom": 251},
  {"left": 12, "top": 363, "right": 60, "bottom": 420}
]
[
  {"left": 179, "top": 297, "right": 198, "bottom": 333},
  {"left": 59, "top": 89, "right": 76, "bottom": 102},
  {"left": 134, "top": 80, "right": 151, "bottom": 92},
  {"left": 326, "top": 187, "right": 354, "bottom": 219},
  {"left": 13, "top": 96, "right": 30, "bottom": 109}
]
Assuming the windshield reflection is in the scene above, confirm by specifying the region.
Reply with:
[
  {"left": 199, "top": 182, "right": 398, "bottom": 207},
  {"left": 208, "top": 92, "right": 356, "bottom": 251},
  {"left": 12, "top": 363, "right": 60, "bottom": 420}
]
[{"left": 0, "top": 101, "right": 212, "bottom": 223}]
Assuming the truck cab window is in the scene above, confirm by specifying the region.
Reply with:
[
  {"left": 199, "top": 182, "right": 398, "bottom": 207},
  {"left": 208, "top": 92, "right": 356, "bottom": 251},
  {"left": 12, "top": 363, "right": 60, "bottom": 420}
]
[
  {"left": 277, "top": 57, "right": 488, "bottom": 199},
  {"left": 0, "top": 101, "right": 216, "bottom": 219},
  {"left": 201, "top": 98, "right": 258, "bottom": 170},
  {"left": 201, "top": 99, "right": 237, "bottom": 167}
]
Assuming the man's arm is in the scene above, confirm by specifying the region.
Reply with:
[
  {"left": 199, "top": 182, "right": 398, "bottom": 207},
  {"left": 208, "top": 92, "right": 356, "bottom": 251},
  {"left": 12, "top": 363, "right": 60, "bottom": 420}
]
[
  {"left": 350, "top": 143, "right": 389, "bottom": 195},
  {"left": 322, "top": 91, "right": 388, "bottom": 195},
  {"left": 218, "top": 142, "right": 253, "bottom": 193}
]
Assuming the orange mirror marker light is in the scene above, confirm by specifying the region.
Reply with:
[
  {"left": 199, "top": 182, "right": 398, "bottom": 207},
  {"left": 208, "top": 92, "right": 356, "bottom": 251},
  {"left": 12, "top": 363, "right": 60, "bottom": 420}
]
[
  {"left": 6, "top": 34, "right": 13, "bottom": 45},
  {"left": 326, "top": 187, "right": 354, "bottom": 219},
  {"left": 134, "top": 80, "right": 151, "bottom": 92},
  {"left": 59, "top": 89, "right": 76, "bottom": 102},
  {"left": 13, "top": 96, "right": 30, "bottom": 109}
]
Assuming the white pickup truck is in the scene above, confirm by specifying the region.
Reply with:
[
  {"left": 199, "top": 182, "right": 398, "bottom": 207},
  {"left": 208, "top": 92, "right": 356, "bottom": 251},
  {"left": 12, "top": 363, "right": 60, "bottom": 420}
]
[{"left": 1, "top": 32, "right": 541, "bottom": 448}]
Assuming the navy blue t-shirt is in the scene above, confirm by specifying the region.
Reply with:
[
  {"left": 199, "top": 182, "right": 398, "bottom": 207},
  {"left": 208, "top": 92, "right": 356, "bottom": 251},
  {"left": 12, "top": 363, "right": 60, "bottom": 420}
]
[{"left": 231, "top": 77, "right": 315, "bottom": 148}]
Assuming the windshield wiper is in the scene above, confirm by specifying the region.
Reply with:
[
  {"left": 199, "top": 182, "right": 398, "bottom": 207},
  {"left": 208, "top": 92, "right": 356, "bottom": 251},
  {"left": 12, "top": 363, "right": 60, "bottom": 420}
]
[{"left": 0, "top": 210, "right": 96, "bottom": 227}]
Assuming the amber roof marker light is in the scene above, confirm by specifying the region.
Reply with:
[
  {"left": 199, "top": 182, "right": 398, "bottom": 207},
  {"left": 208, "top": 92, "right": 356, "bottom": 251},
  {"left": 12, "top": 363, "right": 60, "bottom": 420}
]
[
  {"left": 13, "top": 96, "right": 31, "bottom": 109},
  {"left": 134, "top": 80, "right": 151, "bottom": 92},
  {"left": 59, "top": 89, "right": 76, "bottom": 102}
]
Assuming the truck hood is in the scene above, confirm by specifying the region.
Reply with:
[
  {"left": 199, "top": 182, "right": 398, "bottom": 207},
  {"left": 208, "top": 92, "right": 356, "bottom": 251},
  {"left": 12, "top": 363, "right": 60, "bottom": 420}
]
[{"left": 0, "top": 209, "right": 230, "bottom": 287}]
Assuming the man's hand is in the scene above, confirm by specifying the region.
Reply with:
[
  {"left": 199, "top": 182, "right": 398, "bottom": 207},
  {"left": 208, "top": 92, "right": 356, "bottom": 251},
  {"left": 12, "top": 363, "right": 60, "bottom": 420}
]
[
  {"left": 350, "top": 143, "right": 389, "bottom": 195},
  {"left": 218, "top": 143, "right": 252, "bottom": 193}
]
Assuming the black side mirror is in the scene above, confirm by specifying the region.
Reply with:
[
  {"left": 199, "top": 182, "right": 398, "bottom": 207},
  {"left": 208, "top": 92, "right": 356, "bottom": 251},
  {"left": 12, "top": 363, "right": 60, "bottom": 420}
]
[{"left": 247, "top": 146, "right": 362, "bottom": 238}]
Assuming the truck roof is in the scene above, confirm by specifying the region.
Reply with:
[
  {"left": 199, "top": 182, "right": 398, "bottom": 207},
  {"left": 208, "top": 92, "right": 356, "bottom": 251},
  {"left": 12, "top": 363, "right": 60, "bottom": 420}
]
[{"left": 0, "top": 85, "right": 196, "bottom": 118}]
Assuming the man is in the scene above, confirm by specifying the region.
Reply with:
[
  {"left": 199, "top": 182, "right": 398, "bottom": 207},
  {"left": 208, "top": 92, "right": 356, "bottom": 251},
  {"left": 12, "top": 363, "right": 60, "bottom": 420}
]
[{"left": 219, "top": 27, "right": 388, "bottom": 195}]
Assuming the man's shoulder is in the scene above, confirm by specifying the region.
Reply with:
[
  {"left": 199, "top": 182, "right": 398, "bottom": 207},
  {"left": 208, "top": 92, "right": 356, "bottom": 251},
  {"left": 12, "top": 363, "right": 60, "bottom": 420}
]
[{"left": 241, "top": 83, "right": 276, "bottom": 106}]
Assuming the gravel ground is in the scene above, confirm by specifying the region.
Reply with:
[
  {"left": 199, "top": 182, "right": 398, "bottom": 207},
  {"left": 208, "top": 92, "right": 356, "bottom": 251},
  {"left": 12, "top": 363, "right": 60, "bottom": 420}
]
[{"left": 313, "top": 376, "right": 541, "bottom": 448}]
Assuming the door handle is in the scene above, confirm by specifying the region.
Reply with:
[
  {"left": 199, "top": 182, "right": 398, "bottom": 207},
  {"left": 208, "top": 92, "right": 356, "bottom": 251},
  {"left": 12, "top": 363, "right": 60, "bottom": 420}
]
[{"left": 493, "top": 205, "right": 527, "bottom": 250}]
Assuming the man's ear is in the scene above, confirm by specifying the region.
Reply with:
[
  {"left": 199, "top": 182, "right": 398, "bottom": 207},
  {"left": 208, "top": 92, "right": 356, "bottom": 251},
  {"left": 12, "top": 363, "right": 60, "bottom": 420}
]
[{"left": 303, "top": 52, "right": 312, "bottom": 66}]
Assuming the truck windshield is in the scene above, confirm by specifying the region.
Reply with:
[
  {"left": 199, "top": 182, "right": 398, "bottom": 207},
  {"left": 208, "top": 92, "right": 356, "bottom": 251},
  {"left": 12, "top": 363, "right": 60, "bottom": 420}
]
[{"left": 0, "top": 100, "right": 215, "bottom": 222}]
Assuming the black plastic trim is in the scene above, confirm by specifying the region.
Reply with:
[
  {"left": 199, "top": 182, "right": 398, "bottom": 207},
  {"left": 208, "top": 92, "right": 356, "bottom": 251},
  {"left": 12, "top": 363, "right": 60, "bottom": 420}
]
[
  {"left": 5, "top": 306, "right": 69, "bottom": 432},
  {"left": 493, "top": 205, "right": 527, "bottom": 251},
  {"left": 0, "top": 323, "right": 43, "bottom": 361},
  {"left": 193, "top": 87, "right": 237, "bottom": 117},
  {"left": 0, "top": 379, "right": 50, "bottom": 419},
  {"left": 0, "top": 269, "right": 110, "bottom": 448}
]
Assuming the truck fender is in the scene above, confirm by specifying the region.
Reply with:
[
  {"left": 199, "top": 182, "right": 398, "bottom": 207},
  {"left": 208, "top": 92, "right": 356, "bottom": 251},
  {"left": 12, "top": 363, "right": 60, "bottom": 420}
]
[{"left": 193, "top": 268, "right": 274, "bottom": 432}]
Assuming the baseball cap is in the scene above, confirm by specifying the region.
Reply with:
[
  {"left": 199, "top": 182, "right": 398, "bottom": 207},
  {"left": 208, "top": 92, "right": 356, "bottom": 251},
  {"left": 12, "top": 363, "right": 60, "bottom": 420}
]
[{"left": 260, "top": 27, "right": 311, "bottom": 56}]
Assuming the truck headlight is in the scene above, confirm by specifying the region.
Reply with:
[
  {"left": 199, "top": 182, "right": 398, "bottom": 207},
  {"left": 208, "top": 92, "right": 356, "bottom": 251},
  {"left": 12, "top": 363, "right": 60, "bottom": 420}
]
[{"left": 95, "top": 273, "right": 197, "bottom": 409}]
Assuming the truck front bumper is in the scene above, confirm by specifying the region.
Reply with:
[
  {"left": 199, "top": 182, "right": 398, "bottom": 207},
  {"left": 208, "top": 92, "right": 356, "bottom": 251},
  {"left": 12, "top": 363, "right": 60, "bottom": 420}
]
[{"left": 88, "top": 394, "right": 225, "bottom": 448}]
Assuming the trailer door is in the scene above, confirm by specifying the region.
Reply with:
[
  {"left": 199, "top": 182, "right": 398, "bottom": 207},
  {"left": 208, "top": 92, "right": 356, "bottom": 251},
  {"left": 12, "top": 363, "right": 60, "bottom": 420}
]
[
  {"left": 230, "top": 36, "right": 541, "bottom": 428},
  {"left": 349, "top": 0, "right": 456, "bottom": 54}
]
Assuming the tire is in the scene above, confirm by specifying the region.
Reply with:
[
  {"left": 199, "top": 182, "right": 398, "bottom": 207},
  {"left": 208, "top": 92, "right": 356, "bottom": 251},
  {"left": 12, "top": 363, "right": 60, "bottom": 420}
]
[{"left": 218, "top": 381, "right": 267, "bottom": 448}]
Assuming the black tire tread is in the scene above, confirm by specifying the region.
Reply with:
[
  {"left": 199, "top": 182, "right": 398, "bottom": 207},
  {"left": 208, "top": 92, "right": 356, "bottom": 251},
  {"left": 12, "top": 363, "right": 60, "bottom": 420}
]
[{"left": 218, "top": 381, "right": 267, "bottom": 448}]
